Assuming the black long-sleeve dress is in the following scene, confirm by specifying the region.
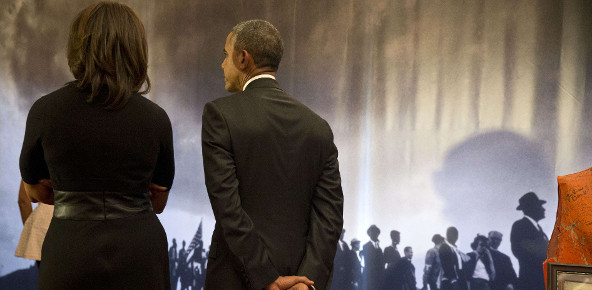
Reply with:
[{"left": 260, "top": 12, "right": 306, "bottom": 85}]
[{"left": 20, "top": 83, "right": 175, "bottom": 289}]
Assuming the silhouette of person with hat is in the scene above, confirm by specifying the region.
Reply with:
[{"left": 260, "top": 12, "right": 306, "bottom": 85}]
[
  {"left": 349, "top": 238, "right": 363, "bottom": 290},
  {"left": 510, "top": 192, "right": 548, "bottom": 290},
  {"left": 362, "top": 224, "right": 385, "bottom": 290}
]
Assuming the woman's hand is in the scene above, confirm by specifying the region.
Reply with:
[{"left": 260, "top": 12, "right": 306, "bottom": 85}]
[
  {"left": 149, "top": 183, "right": 169, "bottom": 214},
  {"left": 23, "top": 179, "right": 54, "bottom": 205}
]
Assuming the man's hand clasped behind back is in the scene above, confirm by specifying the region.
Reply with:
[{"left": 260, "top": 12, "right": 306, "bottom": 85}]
[{"left": 264, "top": 276, "right": 314, "bottom": 290}]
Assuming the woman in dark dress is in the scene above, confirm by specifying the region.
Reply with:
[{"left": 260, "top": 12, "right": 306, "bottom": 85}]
[{"left": 19, "top": 2, "right": 174, "bottom": 289}]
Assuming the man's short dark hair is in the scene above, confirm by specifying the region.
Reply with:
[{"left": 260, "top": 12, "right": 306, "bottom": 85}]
[
  {"left": 390, "top": 230, "right": 400, "bottom": 238},
  {"left": 431, "top": 234, "right": 445, "bottom": 244},
  {"left": 230, "top": 19, "right": 284, "bottom": 71}
]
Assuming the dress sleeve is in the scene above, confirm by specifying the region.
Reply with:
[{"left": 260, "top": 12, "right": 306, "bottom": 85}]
[
  {"left": 151, "top": 108, "right": 175, "bottom": 190},
  {"left": 20, "top": 99, "right": 50, "bottom": 184}
]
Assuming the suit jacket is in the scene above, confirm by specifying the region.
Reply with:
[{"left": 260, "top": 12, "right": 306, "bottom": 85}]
[
  {"left": 489, "top": 249, "right": 517, "bottom": 290},
  {"left": 386, "top": 258, "right": 416, "bottom": 290},
  {"left": 362, "top": 241, "right": 385, "bottom": 290},
  {"left": 330, "top": 241, "right": 351, "bottom": 290},
  {"left": 510, "top": 217, "right": 548, "bottom": 290},
  {"left": 202, "top": 78, "right": 344, "bottom": 290},
  {"left": 439, "top": 242, "right": 468, "bottom": 290},
  {"left": 384, "top": 245, "right": 402, "bottom": 269},
  {"left": 347, "top": 250, "right": 362, "bottom": 289},
  {"left": 439, "top": 242, "right": 460, "bottom": 282}
]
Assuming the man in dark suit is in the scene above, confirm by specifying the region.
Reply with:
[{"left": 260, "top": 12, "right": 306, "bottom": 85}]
[
  {"left": 384, "top": 230, "right": 402, "bottom": 269},
  {"left": 202, "top": 20, "right": 344, "bottom": 290},
  {"left": 488, "top": 231, "right": 517, "bottom": 290},
  {"left": 349, "top": 239, "right": 363, "bottom": 290},
  {"left": 383, "top": 230, "right": 402, "bottom": 288},
  {"left": 510, "top": 192, "right": 548, "bottom": 290},
  {"left": 388, "top": 246, "right": 417, "bottom": 290},
  {"left": 330, "top": 229, "right": 351, "bottom": 290},
  {"left": 439, "top": 227, "right": 468, "bottom": 290},
  {"left": 362, "top": 225, "right": 385, "bottom": 290}
]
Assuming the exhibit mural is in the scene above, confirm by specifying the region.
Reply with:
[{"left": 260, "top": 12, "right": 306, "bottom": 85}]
[{"left": 0, "top": 0, "right": 590, "bottom": 289}]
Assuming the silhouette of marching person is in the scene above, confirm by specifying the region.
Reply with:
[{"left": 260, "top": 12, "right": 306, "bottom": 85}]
[
  {"left": 362, "top": 224, "right": 385, "bottom": 290},
  {"left": 178, "top": 240, "right": 190, "bottom": 290},
  {"left": 383, "top": 230, "right": 402, "bottom": 289},
  {"left": 464, "top": 235, "right": 495, "bottom": 290},
  {"left": 348, "top": 238, "right": 363, "bottom": 290},
  {"left": 189, "top": 240, "right": 206, "bottom": 290},
  {"left": 387, "top": 246, "right": 417, "bottom": 290},
  {"left": 439, "top": 227, "right": 468, "bottom": 290},
  {"left": 510, "top": 192, "right": 548, "bottom": 290},
  {"left": 331, "top": 228, "right": 351, "bottom": 290},
  {"left": 423, "top": 234, "right": 444, "bottom": 290},
  {"left": 384, "top": 230, "right": 402, "bottom": 269},
  {"left": 169, "top": 238, "right": 179, "bottom": 290},
  {"left": 487, "top": 231, "right": 517, "bottom": 290}
]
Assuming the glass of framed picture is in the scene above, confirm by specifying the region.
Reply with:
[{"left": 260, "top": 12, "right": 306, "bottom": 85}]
[{"left": 548, "top": 263, "right": 592, "bottom": 290}]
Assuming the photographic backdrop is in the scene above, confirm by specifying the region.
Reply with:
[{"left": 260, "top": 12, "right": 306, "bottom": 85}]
[{"left": 1, "top": 0, "right": 590, "bottom": 289}]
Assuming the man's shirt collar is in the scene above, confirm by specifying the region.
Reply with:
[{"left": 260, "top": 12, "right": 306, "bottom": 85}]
[
  {"left": 524, "top": 215, "right": 540, "bottom": 230},
  {"left": 243, "top": 74, "right": 276, "bottom": 91}
]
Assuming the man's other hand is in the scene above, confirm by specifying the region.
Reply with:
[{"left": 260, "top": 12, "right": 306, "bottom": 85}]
[
  {"left": 265, "top": 276, "right": 314, "bottom": 290},
  {"left": 288, "top": 282, "right": 314, "bottom": 290}
]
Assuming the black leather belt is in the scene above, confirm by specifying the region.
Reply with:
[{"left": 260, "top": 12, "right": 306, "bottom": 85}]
[{"left": 53, "top": 190, "right": 153, "bottom": 220}]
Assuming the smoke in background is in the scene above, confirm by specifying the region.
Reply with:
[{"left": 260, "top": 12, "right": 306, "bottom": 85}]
[{"left": 1, "top": 0, "right": 591, "bottom": 286}]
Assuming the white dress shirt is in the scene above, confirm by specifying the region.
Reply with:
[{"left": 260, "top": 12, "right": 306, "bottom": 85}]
[{"left": 243, "top": 74, "right": 276, "bottom": 91}]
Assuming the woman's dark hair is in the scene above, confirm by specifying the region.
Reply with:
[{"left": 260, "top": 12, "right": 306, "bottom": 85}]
[
  {"left": 67, "top": 1, "right": 150, "bottom": 110},
  {"left": 470, "top": 234, "right": 489, "bottom": 250}
]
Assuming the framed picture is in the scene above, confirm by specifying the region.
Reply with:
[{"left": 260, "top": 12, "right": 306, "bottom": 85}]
[{"left": 548, "top": 263, "right": 592, "bottom": 290}]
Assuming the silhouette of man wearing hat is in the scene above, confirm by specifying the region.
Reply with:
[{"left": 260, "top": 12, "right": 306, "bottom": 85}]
[
  {"left": 362, "top": 225, "right": 385, "bottom": 290},
  {"left": 510, "top": 192, "right": 548, "bottom": 290},
  {"left": 349, "top": 238, "right": 363, "bottom": 290}
]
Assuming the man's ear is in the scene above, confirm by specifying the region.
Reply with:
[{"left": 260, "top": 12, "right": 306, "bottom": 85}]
[{"left": 236, "top": 49, "right": 252, "bottom": 70}]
